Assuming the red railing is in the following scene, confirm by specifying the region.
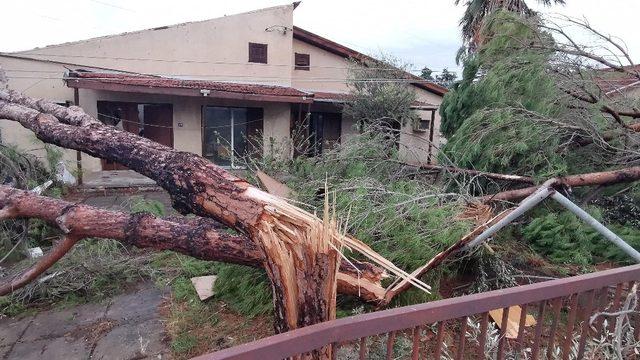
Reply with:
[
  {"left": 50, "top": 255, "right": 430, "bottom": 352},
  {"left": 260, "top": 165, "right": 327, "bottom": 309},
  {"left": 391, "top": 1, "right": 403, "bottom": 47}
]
[{"left": 194, "top": 265, "right": 640, "bottom": 359}]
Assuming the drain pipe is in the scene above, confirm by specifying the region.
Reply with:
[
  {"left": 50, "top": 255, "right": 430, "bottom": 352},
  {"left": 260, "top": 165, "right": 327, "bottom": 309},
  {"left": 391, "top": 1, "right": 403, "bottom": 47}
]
[{"left": 550, "top": 191, "right": 640, "bottom": 263}]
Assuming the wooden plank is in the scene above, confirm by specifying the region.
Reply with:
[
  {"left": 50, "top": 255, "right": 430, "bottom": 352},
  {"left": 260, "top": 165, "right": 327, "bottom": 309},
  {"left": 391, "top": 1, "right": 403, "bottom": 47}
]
[
  {"left": 256, "top": 170, "right": 292, "bottom": 199},
  {"left": 489, "top": 305, "right": 536, "bottom": 339}
]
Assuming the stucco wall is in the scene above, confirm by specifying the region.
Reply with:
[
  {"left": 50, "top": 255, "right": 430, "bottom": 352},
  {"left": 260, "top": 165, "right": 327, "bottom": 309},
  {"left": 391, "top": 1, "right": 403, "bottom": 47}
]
[
  {"left": 1, "top": 3, "right": 445, "bottom": 175},
  {"left": 14, "top": 5, "right": 296, "bottom": 86},
  {"left": 399, "top": 88, "right": 443, "bottom": 164},
  {"left": 0, "top": 56, "right": 91, "bottom": 171},
  {"left": 291, "top": 38, "right": 350, "bottom": 93}
]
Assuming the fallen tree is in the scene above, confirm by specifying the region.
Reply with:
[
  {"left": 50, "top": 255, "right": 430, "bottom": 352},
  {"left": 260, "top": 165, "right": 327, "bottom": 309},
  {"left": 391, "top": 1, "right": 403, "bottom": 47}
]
[
  {"left": 0, "top": 82, "right": 432, "bottom": 344},
  {"left": 479, "top": 166, "right": 640, "bottom": 202}
]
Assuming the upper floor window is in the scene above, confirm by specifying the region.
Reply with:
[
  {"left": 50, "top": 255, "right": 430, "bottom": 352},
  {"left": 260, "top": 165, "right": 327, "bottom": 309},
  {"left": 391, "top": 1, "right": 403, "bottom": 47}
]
[
  {"left": 295, "top": 53, "right": 310, "bottom": 70},
  {"left": 249, "top": 42, "right": 268, "bottom": 64}
]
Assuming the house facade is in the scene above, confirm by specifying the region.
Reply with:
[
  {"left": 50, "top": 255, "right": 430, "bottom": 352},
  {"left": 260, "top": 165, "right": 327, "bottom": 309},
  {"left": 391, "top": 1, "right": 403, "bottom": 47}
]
[{"left": 0, "top": 3, "right": 446, "bottom": 178}]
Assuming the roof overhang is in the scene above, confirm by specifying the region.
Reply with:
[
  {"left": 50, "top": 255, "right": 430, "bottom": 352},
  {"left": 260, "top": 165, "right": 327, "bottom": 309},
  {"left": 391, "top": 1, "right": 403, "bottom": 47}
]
[{"left": 65, "top": 75, "right": 314, "bottom": 104}]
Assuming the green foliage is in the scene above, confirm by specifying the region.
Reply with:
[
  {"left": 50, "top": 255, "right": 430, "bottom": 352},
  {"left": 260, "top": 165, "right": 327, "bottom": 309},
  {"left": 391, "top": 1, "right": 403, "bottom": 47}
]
[
  {"left": 455, "top": 0, "right": 565, "bottom": 47},
  {"left": 440, "top": 11, "right": 583, "bottom": 178},
  {"left": 0, "top": 145, "right": 62, "bottom": 262},
  {"left": 212, "top": 264, "right": 272, "bottom": 318},
  {"left": 522, "top": 210, "right": 640, "bottom": 266},
  {"left": 1, "top": 239, "right": 153, "bottom": 316},
  {"left": 151, "top": 252, "right": 273, "bottom": 318},
  {"left": 251, "top": 127, "right": 475, "bottom": 307},
  {"left": 344, "top": 55, "right": 418, "bottom": 128}
]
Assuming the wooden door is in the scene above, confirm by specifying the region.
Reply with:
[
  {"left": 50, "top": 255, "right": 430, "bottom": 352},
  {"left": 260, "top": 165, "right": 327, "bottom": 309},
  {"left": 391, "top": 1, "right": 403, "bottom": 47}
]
[
  {"left": 143, "top": 104, "right": 173, "bottom": 148},
  {"left": 98, "top": 102, "right": 173, "bottom": 170},
  {"left": 99, "top": 102, "right": 138, "bottom": 171}
]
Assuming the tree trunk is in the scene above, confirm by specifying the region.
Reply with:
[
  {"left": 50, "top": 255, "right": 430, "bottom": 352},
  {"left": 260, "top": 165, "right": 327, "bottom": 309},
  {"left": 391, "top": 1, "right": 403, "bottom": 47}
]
[{"left": 0, "top": 89, "right": 394, "bottom": 338}]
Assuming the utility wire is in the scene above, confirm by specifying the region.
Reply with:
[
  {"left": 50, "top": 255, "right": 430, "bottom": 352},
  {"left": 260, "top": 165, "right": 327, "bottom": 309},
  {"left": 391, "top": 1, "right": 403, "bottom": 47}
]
[
  {"left": 97, "top": 111, "right": 265, "bottom": 130},
  {"left": 5, "top": 75, "right": 438, "bottom": 84},
  {"left": 7, "top": 54, "right": 451, "bottom": 73}
]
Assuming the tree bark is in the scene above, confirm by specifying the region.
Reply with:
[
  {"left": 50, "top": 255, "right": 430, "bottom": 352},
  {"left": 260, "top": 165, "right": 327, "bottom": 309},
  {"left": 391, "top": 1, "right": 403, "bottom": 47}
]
[
  {"left": 0, "top": 89, "right": 401, "bottom": 338},
  {"left": 0, "top": 185, "right": 386, "bottom": 301},
  {"left": 478, "top": 166, "right": 640, "bottom": 202}
]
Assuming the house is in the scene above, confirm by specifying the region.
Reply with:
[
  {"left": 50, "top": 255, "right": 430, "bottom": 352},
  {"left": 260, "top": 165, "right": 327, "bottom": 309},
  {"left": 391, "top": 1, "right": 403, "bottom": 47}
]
[{"left": 0, "top": 3, "right": 447, "bottom": 181}]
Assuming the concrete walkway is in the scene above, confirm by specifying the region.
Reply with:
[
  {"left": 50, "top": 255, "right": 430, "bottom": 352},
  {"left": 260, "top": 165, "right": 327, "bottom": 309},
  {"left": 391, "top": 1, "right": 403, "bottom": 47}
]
[
  {"left": 81, "top": 170, "right": 157, "bottom": 189},
  {"left": 0, "top": 283, "right": 171, "bottom": 360}
]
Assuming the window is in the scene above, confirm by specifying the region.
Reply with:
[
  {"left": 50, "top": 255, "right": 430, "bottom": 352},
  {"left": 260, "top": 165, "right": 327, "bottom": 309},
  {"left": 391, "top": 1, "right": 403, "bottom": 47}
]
[
  {"left": 309, "top": 112, "right": 341, "bottom": 156},
  {"left": 417, "top": 119, "right": 430, "bottom": 132},
  {"left": 295, "top": 53, "right": 310, "bottom": 70},
  {"left": 414, "top": 110, "right": 436, "bottom": 132},
  {"left": 202, "top": 106, "right": 263, "bottom": 168},
  {"left": 248, "top": 42, "right": 268, "bottom": 64}
]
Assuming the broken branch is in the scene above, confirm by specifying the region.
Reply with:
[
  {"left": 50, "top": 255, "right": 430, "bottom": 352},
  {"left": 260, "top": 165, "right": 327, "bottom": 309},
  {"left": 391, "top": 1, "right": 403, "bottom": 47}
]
[
  {"left": 479, "top": 166, "right": 640, "bottom": 203},
  {"left": 0, "top": 185, "right": 386, "bottom": 302}
]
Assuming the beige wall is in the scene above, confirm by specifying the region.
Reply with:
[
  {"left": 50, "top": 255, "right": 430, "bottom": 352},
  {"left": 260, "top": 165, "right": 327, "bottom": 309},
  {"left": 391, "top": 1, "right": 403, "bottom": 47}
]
[
  {"left": 291, "top": 38, "right": 350, "bottom": 93},
  {"left": 13, "top": 5, "right": 296, "bottom": 86}
]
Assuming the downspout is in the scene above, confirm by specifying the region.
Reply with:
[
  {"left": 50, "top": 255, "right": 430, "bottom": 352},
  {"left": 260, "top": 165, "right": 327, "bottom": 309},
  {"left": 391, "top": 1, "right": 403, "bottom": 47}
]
[{"left": 73, "top": 88, "right": 83, "bottom": 185}]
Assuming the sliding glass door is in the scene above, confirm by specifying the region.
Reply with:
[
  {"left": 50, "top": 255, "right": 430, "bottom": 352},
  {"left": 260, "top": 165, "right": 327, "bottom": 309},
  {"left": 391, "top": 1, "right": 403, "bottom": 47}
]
[{"left": 202, "top": 106, "right": 262, "bottom": 168}]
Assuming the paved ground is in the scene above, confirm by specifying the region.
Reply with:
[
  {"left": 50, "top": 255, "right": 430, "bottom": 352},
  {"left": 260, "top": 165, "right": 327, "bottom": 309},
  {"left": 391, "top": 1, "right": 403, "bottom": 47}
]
[
  {"left": 0, "top": 283, "right": 171, "bottom": 360},
  {"left": 82, "top": 170, "right": 157, "bottom": 189}
]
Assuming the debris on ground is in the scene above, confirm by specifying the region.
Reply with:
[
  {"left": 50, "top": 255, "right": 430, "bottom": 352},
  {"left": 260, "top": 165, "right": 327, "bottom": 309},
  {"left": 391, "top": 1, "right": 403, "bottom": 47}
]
[
  {"left": 489, "top": 305, "right": 536, "bottom": 339},
  {"left": 191, "top": 275, "right": 218, "bottom": 301}
]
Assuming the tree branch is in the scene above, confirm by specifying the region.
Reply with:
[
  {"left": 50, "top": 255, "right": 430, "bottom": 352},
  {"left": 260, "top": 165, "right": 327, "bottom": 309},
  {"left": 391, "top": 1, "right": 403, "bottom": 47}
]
[
  {"left": 0, "top": 185, "right": 386, "bottom": 302},
  {"left": 478, "top": 166, "right": 640, "bottom": 202},
  {"left": 0, "top": 235, "right": 80, "bottom": 296}
]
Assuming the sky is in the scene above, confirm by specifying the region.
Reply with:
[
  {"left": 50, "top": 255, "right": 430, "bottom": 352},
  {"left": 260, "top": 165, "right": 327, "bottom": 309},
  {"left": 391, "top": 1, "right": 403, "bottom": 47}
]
[{"left": 1, "top": 0, "right": 640, "bottom": 77}]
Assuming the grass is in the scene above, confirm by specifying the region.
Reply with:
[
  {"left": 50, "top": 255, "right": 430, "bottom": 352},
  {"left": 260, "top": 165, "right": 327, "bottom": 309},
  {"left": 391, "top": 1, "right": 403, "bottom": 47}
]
[{"left": 153, "top": 251, "right": 273, "bottom": 359}]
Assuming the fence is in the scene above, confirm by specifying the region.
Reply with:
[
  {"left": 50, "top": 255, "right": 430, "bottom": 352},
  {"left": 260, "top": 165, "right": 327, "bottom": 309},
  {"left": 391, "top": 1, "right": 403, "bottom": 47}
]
[{"left": 194, "top": 264, "right": 640, "bottom": 359}]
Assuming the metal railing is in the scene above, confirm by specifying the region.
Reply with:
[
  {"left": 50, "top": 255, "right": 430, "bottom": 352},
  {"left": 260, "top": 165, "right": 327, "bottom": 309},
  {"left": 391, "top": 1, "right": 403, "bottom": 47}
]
[{"left": 194, "top": 265, "right": 640, "bottom": 359}]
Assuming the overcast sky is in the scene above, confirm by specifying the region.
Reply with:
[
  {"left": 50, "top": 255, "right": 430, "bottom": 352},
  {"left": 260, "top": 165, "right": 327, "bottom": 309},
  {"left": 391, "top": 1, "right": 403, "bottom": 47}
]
[{"left": 2, "top": 0, "right": 639, "bottom": 76}]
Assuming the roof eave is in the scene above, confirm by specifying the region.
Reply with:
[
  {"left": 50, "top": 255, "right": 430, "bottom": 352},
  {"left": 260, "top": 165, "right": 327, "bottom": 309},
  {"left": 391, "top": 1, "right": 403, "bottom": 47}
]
[
  {"left": 65, "top": 78, "right": 313, "bottom": 104},
  {"left": 292, "top": 27, "right": 448, "bottom": 97}
]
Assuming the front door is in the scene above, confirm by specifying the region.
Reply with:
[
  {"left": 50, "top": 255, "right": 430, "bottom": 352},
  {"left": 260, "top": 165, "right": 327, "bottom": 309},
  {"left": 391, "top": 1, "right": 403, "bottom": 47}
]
[{"left": 97, "top": 102, "right": 173, "bottom": 170}]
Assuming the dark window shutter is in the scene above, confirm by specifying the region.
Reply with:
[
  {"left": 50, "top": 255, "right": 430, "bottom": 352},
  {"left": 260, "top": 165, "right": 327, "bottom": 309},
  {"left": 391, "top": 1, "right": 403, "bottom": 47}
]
[
  {"left": 249, "top": 43, "right": 268, "bottom": 64},
  {"left": 295, "top": 53, "right": 310, "bottom": 70}
]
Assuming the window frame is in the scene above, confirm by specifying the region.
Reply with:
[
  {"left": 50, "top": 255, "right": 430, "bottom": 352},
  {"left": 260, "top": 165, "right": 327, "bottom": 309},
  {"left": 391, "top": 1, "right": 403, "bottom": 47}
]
[
  {"left": 248, "top": 42, "right": 268, "bottom": 64},
  {"left": 294, "top": 53, "right": 310, "bottom": 71}
]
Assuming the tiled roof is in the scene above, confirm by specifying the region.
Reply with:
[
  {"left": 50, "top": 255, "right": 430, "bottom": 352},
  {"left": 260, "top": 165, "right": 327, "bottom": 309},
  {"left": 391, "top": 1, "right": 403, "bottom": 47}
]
[
  {"left": 595, "top": 65, "right": 640, "bottom": 96},
  {"left": 67, "top": 72, "right": 312, "bottom": 97}
]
